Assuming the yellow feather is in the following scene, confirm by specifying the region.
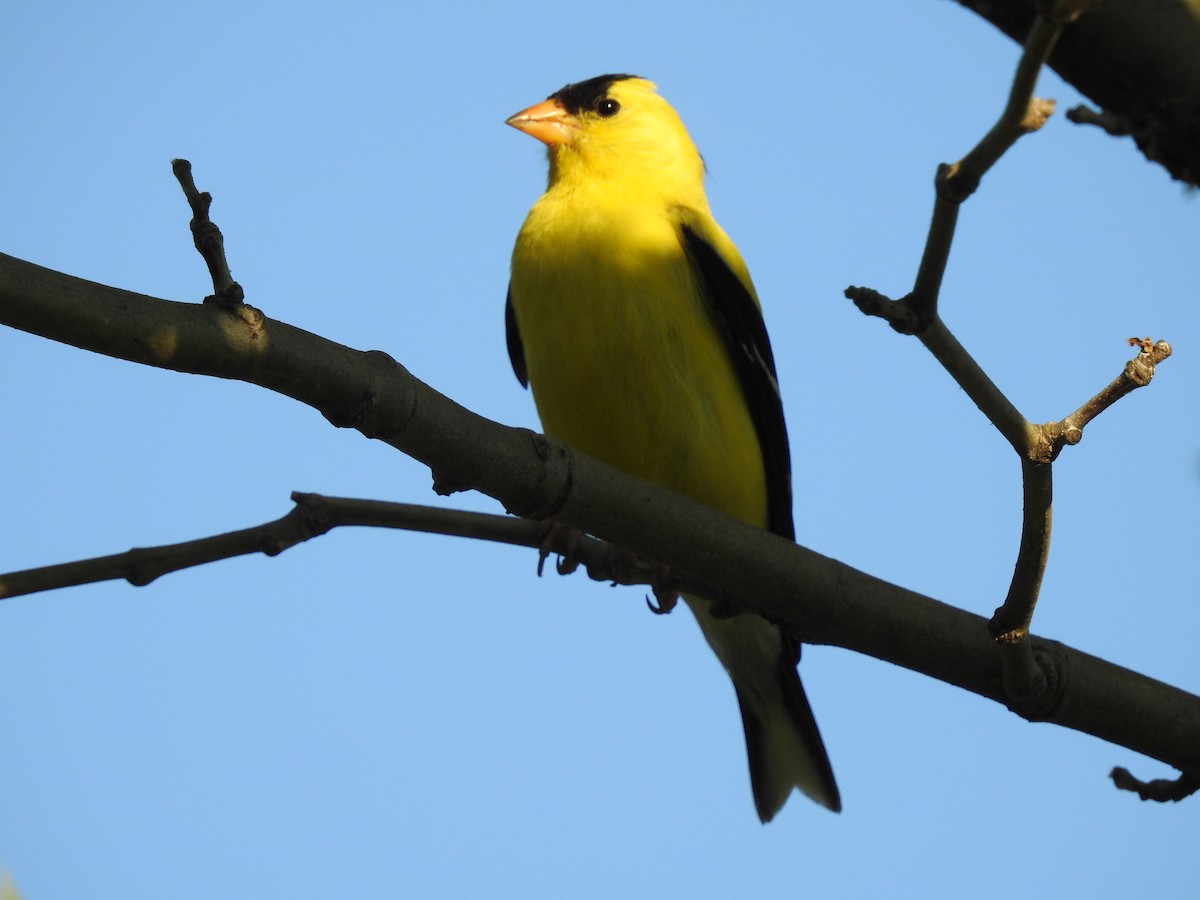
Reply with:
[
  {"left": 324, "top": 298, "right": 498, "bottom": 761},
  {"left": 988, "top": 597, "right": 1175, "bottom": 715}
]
[
  {"left": 509, "top": 78, "right": 766, "bottom": 524},
  {"left": 507, "top": 75, "right": 839, "bottom": 820}
]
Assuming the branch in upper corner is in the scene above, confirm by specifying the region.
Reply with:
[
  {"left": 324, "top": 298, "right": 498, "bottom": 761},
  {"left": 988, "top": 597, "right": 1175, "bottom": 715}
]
[
  {"left": 1036, "top": 338, "right": 1173, "bottom": 463},
  {"left": 171, "top": 158, "right": 245, "bottom": 309},
  {"left": 943, "top": 12, "right": 1061, "bottom": 199},
  {"left": 1066, "top": 104, "right": 1133, "bottom": 137},
  {"left": 961, "top": 0, "right": 1200, "bottom": 187},
  {"left": 1111, "top": 767, "right": 1200, "bottom": 803}
]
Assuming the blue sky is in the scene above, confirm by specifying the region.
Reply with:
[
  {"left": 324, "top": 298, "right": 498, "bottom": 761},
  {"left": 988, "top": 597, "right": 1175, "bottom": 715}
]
[{"left": 2, "top": 1, "right": 1197, "bottom": 897}]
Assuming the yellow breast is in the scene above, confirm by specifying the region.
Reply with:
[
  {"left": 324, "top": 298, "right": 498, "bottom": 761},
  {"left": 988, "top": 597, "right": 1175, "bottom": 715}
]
[{"left": 509, "top": 191, "right": 769, "bottom": 529}]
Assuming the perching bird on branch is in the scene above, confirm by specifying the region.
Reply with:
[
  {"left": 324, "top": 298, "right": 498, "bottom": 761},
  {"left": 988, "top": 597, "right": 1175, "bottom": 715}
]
[{"left": 505, "top": 74, "right": 839, "bottom": 821}]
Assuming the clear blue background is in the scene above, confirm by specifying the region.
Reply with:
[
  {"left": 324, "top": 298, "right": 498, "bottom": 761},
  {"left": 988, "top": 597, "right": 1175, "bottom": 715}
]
[{"left": 2, "top": 1, "right": 1197, "bottom": 897}]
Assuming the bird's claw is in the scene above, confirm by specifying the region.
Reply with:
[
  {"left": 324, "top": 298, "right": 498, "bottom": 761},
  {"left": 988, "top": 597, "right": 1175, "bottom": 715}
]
[
  {"left": 646, "top": 590, "right": 679, "bottom": 615},
  {"left": 536, "top": 521, "right": 583, "bottom": 577},
  {"left": 645, "top": 562, "right": 678, "bottom": 614}
]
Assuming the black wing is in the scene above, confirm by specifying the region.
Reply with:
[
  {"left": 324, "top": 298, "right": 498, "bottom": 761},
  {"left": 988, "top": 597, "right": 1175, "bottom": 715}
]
[
  {"left": 505, "top": 285, "right": 529, "bottom": 388},
  {"left": 679, "top": 224, "right": 794, "bottom": 541},
  {"left": 680, "top": 226, "right": 838, "bottom": 815}
]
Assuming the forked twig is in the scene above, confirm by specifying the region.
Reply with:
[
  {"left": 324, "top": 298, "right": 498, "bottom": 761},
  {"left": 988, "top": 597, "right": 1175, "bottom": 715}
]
[{"left": 847, "top": 3, "right": 1166, "bottom": 663}]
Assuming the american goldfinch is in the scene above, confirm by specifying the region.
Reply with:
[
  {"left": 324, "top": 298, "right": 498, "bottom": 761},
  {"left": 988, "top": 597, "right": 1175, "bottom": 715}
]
[{"left": 505, "top": 74, "right": 839, "bottom": 821}]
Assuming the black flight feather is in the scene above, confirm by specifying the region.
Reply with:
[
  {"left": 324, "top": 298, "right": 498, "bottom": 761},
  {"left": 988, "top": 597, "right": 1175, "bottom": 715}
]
[
  {"left": 505, "top": 285, "right": 528, "bottom": 388},
  {"left": 678, "top": 223, "right": 795, "bottom": 543},
  {"left": 679, "top": 222, "right": 840, "bottom": 816}
]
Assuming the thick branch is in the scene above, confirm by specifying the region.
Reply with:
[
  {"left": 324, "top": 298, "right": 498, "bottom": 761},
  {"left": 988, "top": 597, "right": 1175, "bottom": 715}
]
[{"left": 2, "top": 252, "right": 1199, "bottom": 780}]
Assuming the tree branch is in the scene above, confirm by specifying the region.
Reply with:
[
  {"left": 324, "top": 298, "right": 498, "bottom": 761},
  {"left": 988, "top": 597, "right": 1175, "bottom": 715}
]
[
  {"left": 0, "top": 493, "right": 713, "bottom": 604},
  {"left": 991, "top": 459, "right": 1054, "bottom": 643},
  {"left": 870, "top": 4, "right": 1071, "bottom": 331},
  {"left": 171, "top": 158, "right": 245, "bottom": 308},
  {"left": 987, "top": 338, "right": 1173, "bottom": 641},
  {"left": 1111, "top": 767, "right": 1200, "bottom": 803},
  {"left": 1037, "top": 338, "right": 1174, "bottom": 460},
  {"left": 2, "top": 251, "right": 1199, "bottom": 785},
  {"left": 846, "top": 4, "right": 1178, "bottom": 652},
  {"left": 956, "top": 0, "right": 1200, "bottom": 186}
]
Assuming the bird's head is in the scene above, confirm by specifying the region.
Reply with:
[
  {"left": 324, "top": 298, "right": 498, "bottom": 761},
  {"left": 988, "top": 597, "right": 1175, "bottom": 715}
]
[{"left": 506, "top": 75, "right": 706, "bottom": 196}]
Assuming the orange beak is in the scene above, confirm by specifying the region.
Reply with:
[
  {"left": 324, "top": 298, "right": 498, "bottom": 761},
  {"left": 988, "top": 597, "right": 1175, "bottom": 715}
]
[{"left": 505, "top": 98, "right": 580, "bottom": 146}]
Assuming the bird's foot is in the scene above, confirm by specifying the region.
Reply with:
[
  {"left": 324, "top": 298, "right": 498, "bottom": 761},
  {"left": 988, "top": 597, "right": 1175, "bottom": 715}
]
[
  {"left": 645, "top": 562, "right": 679, "bottom": 615},
  {"left": 536, "top": 521, "right": 583, "bottom": 577}
]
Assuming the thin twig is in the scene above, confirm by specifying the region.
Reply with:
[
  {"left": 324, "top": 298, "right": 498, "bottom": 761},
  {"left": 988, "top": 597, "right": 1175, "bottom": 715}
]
[
  {"left": 843, "top": 285, "right": 920, "bottom": 334},
  {"left": 843, "top": 288, "right": 1033, "bottom": 453},
  {"left": 943, "top": 21, "right": 1060, "bottom": 199},
  {"left": 917, "top": 317, "right": 1032, "bottom": 455},
  {"left": 987, "top": 338, "right": 1171, "bottom": 643},
  {"left": 1111, "top": 767, "right": 1200, "bottom": 803},
  {"left": 0, "top": 493, "right": 717, "bottom": 605},
  {"left": 990, "top": 460, "right": 1053, "bottom": 642},
  {"left": 171, "top": 158, "right": 245, "bottom": 308},
  {"left": 1066, "top": 104, "right": 1134, "bottom": 137},
  {"left": 1037, "top": 339, "right": 1173, "bottom": 461},
  {"left": 906, "top": 11, "right": 1066, "bottom": 326},
  {"left": 0, "top": 498, "right": 327, "bottom": 598},
  {"left": 848, "top": 2, "right": 1116, "bottom": 654}
]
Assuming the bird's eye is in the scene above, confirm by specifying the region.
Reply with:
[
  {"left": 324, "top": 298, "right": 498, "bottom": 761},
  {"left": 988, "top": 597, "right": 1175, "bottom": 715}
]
[{"left": 595, "top": 97, "right": 620, "bottom": 118}]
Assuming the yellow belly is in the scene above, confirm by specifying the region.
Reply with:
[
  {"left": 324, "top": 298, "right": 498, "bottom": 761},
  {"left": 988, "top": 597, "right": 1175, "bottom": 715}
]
[{"left": 509, "top": 202, "right": 768, "bottom": 529}]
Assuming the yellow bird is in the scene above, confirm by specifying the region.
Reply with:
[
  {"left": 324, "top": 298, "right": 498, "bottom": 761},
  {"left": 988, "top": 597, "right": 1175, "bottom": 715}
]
[{"left": 505, "top": 74, "right": 839, "bottom": 821}]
